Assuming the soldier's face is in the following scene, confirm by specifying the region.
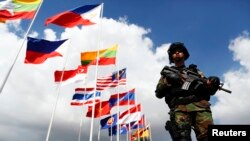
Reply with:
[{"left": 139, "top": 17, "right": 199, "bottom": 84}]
[{"left": 172, "top": 50, "right": 185, "bottom": 62}]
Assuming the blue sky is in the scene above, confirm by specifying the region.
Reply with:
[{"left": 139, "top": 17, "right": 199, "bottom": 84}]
[
  {"left": 30, "top": 0, "right": 250, "bottom": 75},
  {"left": 1, "top": 0, "right": 250, "bottom": 141}
]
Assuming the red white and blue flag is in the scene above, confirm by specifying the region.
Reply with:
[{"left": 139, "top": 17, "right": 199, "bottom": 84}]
[
  {"left": 108, "top": 124, "right": 128, "bottom": 136},
  {"left": 109, "top": 88, "right": 135, "bottom": 107},
  {"left": 96, "top": 68, "right": 126, "bottom": 91},
  {"left": 118, "top": 104, "right": 141, "bottom": 124},
  {"left": 71, "top": 88, "right": 101, "bottom": 106},
  {"left": 131, "top": 114, "right": 146, "bottom": 129},
  {"left": 25, "top": 37, "right": 67, "bottom": 64},
  {"left": 100, "top": 113, "right": 118, "bottom": 129},
  {"left": 45, "top": 4, "right": 102, "bottom": 28}
]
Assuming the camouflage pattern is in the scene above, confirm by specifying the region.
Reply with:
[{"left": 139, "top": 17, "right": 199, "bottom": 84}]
[
  {"left": 156, "top": 66, "right": 214, "bottom": 140},
  {"left": 173, "top": 110, "right": 213, "bottom": 140}
]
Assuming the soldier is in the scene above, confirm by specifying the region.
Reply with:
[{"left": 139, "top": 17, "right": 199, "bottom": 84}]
[{"left": 155, "top": 42, "right": 220, "bottom": 141}]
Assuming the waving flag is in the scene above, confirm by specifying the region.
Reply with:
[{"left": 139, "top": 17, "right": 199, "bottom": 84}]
[
  {"left": 118, "top": 104, "right": 141, "bottom": 124},
  {"left": 131, "top": 114, "right": 145, "bottom": 129},
  {"left": 24, "top": 37, "right": 67, "bottom": 64},
  {"left": 100, "top": 113, "right": 118, "bottom": 129},
  {"left": 96, "top": 68, "right": 126, "bottom": 91},
  {"left": 81, "top": 45, "right": 117, "bottom": 66},
  {"left": 54, "top": 65, "right": 87, "bottom": 85},
  {"left": 109, "top": 88, "right": 135, "bottom": 107},
  {"left": 131, "top": 125, "right": 150, "bottom": 140},
  {"left": 45, "top": 4, "right": 102, "bottom": 28},
  {"left": 71, "top": 88, "right": 101, "bottom": 106},
  {"left": 0, "top": 0, "right": 41, "bottom": 21},
  {"left": 108, "top": 124, "right": 128, "bottom": 136},
  {"left": 86, "top": 100, "right": 111, "bottom": 118}
]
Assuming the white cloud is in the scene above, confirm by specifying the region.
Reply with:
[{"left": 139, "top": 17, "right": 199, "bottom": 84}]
[
  {"left": 212, "top": 31, "right": 250, "bottom": 124},
  {"left": 0, "top": 18, "right": 170, "bottom": 141},
  {"left": 1, "top": 18, "right": 248, "bottom": 141}
]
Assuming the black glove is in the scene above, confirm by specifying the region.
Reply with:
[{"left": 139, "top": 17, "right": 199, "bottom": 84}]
[
  {"left": 208, "top": 76, "right": 220, "bottom": 87},
  {"left": 208, "top": 76, "right": 220, "bottom": 94}
]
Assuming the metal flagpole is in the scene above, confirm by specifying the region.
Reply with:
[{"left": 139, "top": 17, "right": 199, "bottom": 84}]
[
  {"left": 148, "top": 122, "right": 153, "bottom": 141},
  {"left": 45, "top": 38, "right": 71, "bottom": 141},
  {"left": 116, "top": 50, "right": 120, "bottom": 141},
  {"left": 0, "top": 0, "right": 44, "bottom": 94},
  {"left": 97, "top": 119, "right": 102, "bottom": 141},
  {"left": 77, "top": 85, "right": 88, "bottom": 141},
  {"left": 89, "top": 3, "right": 104, "bottom": 141}
]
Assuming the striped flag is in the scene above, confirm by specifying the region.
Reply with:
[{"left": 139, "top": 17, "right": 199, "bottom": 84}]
[
  {"left": 54, "top": 65, "right": 87, "bottom": 86},
  {"left": 71, "top": 88, "right": 101, "bottom": 106},
  {"left": 81, "top": 45, "right": 117, "bottom": 66},
  {"left": 45, "top": 4, "right": 102, "bottom": 28},
  {"left": 25, "top": 37, "right": 67, "bottom": 64},
  {"left": 96, "top": 68, "right": 126, "bottom": 91},
  {"left": 109, "top": 88, "right": 135, "bottom": 107},
  {"left": 0, "top": 0, "right": 42, "bottom": 21},
  {"left": 118, "top": 104, "right": 141, "bottom": 124}
]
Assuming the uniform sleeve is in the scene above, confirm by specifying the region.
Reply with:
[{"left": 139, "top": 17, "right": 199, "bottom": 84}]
[{"left": 155, "top": 75, "right": 171, "bottom": 99}]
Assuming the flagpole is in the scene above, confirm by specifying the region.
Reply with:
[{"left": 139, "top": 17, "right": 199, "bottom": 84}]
[
  {"left": 45, "top": 38, "right": 71, "bottom": 141},
  {"left": 148, "top": 122, "right": 153, "bottom": 141},
  {"left": 97, "top": 100, "right": 104, "bottom": 141},
  {"left": 125, "top": 85, "right": 129, "bottom": 141},
  {"left": 77, "top": 85, "right": 88, "bottom": 141},
  {"left": 0, "top": 0, "right": 44, "bottom": 94},
  {"left": 97, "top": 125, "right": 101, "bottom": 141},
  {"left": 116, "top": 44, "right": 120, "bottom": 141},
  {"left": 89, "top": 3, "right": 104, "bottom": 141}
]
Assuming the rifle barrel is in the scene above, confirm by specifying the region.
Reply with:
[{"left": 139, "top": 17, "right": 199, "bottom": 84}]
[{"left": 219, "top": 87, "right": 232, "bottom": 94}]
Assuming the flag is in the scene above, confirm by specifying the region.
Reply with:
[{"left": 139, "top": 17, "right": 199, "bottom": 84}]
[
  {"left": 54, "top": 65, "right": 87, "bottom": 85},
  {"left": 131, "top": 114, "right": 145, "bottom": 129},
  {"left": 81, "top": 45, "right": 117, "bottom": 66},
  {"left": 131, "top": 125, "right": 150, "bottom": 141},
  {"left": 118, "top": 104, "right": 141, "bottom": 124},
  {"left": 0, "top": 19, "right": 5, "bottom": 22},
  {"left": 100, "top": 113, "right": 118, "bottom": 129},
  {"left": 70, "top": 88, "right": 101, "bottom": 106},
  {"left": 96, "top": 68, "right": 126, "bottom": 91},
  {"left": 109, "top": 122, "right": 138, "bottom": 136},
  {"left": 24, "top": 37, "right": 67, "bottom": 64},
  {"left": 108, "top": 124, "right": 128, "bottom": 136},
  {"left": 109, "top": 88, "right": 135, "bottom": 107},
  {"left": 45, "top": 4, "right": 101, "bottom": 28},
  {"left": 86, "top": 100, "right": 111, "bottom": 118},
  {"left": 0, "top": 0, "right": 41, "bottom": 21}
]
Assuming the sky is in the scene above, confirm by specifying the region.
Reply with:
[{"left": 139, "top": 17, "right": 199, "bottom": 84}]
[{"left": 0, "top": 0, "right": 250, "bottom": 141}]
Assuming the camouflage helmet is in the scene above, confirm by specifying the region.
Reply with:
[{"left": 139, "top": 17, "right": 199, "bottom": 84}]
[{"left": 168, "top": 42, "right": 190, "bottom": 63}]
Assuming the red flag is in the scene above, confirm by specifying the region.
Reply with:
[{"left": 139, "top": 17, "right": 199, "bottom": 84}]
[
  {"left": 54, "top": 65, "right": 87, "bottom": 85},
  {"left": 86, "top": 101, "right": 111, "bottom": 118}
]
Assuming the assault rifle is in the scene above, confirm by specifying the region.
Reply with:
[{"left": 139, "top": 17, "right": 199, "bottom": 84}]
[{"left": 161, "top": 66, "right": 232, "bottom": 94}]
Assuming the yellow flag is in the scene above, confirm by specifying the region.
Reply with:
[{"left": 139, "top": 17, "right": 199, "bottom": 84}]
[{"left": 14, "top": 0, "right": 41, "bottom": 4}]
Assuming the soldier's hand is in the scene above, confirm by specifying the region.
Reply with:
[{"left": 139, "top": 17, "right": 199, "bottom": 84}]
[{"left": 207, "top": 76, "right": 220, "bottom": 89}]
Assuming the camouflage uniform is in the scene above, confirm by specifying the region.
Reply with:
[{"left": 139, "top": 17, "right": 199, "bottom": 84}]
[{"left": 155, "top": 42, "right": 220, "bottom": 141}]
